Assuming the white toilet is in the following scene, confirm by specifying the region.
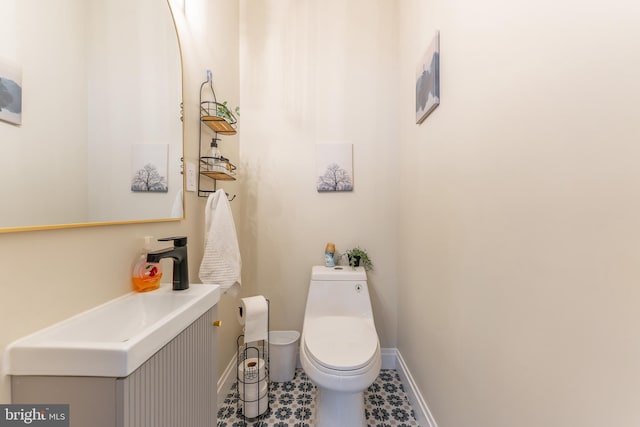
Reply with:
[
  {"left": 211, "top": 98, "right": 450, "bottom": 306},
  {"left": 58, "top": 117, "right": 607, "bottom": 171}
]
[{"left": 300, "top": 265, "right": 381, "bottom": 427}]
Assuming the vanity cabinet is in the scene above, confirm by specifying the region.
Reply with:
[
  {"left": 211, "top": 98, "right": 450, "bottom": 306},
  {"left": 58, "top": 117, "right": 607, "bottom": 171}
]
[{"left": 11, "top": 307, "right": 218, "bottom": 427}]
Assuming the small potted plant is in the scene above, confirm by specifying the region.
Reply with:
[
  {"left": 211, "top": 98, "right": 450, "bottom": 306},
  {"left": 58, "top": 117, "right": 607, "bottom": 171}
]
[
  {"left": 344, "top": 246, "right": 373, "bottom": 271},
  {"left": 216, "top": 101, "right": 240, "bottom": 124}
]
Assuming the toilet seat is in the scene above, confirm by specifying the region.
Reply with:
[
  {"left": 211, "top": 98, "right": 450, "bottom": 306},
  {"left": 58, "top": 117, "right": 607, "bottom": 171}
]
[{"left": 303, "top": 316, "right": 378, "bottom": 372}]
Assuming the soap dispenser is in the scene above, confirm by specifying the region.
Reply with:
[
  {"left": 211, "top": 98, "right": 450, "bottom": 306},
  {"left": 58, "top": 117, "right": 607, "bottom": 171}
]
[
  {"left": 209, "top": 138, "right": 221, "bottom": 169},
  {"left": 210, "top": 138, "right": 220, "bottom": 159},
  {"left": 132, "top": 236, "right": 163, "bottom": 292}
]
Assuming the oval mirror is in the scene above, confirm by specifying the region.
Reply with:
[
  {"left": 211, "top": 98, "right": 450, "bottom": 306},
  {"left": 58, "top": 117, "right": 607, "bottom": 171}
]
[{"left": 0, "top": 0, "right": 184, "bottom": 233}]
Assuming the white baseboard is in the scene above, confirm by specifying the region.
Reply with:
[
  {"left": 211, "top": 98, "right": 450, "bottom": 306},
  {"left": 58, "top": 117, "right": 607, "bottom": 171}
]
[
  {"left": 217, "top": 355, "right": 237, "bottom": 407},
  {"left": 217, "top": 347, "right": 437, "bottom": 427},
  {"left": 381, "top": 347, "right": 397, "bottom": 369},
  {"left": 395, "top": 349, "right": 438, "bottom": 427}
]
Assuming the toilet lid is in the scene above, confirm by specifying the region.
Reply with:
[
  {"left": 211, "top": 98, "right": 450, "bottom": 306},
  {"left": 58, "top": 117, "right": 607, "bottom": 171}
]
[{"left": 304, "top": 316, "right": 379, "bottom": 371}]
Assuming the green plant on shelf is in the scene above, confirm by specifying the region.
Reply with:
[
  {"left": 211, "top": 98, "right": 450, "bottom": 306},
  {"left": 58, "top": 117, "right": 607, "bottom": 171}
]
[{"left": 216, "top": 101, "right": 240, "bottom": 123}]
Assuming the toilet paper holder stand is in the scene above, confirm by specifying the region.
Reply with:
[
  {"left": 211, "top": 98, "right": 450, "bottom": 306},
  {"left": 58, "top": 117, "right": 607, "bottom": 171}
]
[{"left": 236, "top": 298, "right": 270, "bottom": 424}]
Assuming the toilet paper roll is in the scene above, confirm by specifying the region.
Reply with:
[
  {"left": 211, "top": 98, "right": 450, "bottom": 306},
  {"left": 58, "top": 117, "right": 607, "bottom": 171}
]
[
  {"left": 241, "top": 383, "right": 269, "bottom": 419},
  {"left": 238, "top": 357, "right": 266, "bottom": 384},
  {"left": 238, "top": 375, "right": 268, "bottom": 400},
  {"left": 237, "top": 296, "right": 269, "bottom": 343}
]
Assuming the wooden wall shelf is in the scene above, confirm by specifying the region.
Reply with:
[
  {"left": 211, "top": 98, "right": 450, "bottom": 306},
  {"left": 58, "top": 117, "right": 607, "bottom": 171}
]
[
  {"left": 198, "top": 74, "right": 238, "bottom": 198},
  {"left": 201, "top": 115, "right": 237, "bottom": 135}
]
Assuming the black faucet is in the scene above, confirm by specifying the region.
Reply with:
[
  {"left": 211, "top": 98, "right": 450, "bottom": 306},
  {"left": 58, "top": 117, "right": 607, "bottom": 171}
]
[{"left": 147, "top": 236, "right": 189, "bottom": 291}]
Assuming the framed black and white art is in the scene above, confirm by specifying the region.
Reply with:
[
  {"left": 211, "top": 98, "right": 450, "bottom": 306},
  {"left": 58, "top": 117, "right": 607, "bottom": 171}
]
[{"left": 416, "top": 31, "right": 440, "bottom": 124}]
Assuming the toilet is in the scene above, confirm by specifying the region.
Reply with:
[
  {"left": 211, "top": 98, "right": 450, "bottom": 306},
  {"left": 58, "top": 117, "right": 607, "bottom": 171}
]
[{"left": 300, "top": 265, "right": 381, "bottom": 427}]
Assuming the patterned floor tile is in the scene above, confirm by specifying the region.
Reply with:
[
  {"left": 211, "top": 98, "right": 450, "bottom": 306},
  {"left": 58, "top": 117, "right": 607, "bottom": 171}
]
[{"left": 217, "top": 369, "right": 420, "bottom": 427}]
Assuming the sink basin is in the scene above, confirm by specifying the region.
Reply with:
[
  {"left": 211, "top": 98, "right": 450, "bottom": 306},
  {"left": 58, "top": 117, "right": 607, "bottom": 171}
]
[{"left": 5, "top": 283, "right": 220, "bottom": 377}]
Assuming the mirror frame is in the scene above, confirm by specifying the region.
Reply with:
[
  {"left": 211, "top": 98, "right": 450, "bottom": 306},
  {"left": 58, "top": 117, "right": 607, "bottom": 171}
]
[{"left": 0, "top": 0, "right": 186, "bottom": 234}]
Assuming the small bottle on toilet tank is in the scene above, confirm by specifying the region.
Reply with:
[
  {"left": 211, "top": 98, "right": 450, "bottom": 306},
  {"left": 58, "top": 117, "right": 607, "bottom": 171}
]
[{"left": 324, "top": 242, "right": 335, "bottom": 267}]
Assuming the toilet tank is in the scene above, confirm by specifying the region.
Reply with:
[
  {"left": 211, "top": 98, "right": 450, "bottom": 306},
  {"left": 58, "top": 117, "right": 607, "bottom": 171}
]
[
  {"left": 311, "top": 265, "right": 367, "bottom": 281},
  {"left": 305, "top": 266, "right": 373, "bottom": 318}
]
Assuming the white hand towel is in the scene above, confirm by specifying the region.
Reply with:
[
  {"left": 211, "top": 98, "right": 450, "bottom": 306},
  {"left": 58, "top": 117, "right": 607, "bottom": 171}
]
[{"left": 199, "top": 189, "right": 241, "bottom": 296}]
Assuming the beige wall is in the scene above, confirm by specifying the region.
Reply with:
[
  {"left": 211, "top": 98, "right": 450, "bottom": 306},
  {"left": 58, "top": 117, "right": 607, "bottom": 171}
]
[
  {"left": 238, "top": 0, "right": 398, "bottom": 347},
  {"left": 174, "top": 0, "right": 243, "bottom": 389},
  {"left": 0, "top": 0, "right": 242, "bottom": 403},
  {"left": 397, "top": 0, "right": 640, "bottom": 426}
]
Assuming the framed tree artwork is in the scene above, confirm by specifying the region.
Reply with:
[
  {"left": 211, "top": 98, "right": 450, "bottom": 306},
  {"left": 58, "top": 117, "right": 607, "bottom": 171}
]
[
  {"left": 316, "top": 143, "right": 353, "bottom": 192},
  {"left": 131, "top": 144, "right": 169, "bottom": 192}
]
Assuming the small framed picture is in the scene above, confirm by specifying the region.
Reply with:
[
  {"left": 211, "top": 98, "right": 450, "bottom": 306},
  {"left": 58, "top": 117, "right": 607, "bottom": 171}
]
[
  {"left": 416, "top": 31, "right": 440, "bottom": 124},
  {"left": 0, "top": 59, "right": 22, "bottom": 125},
  {"left": 131, "top": 144, "right": 169, "bottom": 192},
  {"left": 316, "top": 144, "right": 353, "bottom": 192}
]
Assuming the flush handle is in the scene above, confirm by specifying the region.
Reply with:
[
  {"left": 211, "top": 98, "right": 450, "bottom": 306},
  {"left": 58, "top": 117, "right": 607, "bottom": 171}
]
[{"left": 212, "top": 320, "right": 222, "bottom": 327}]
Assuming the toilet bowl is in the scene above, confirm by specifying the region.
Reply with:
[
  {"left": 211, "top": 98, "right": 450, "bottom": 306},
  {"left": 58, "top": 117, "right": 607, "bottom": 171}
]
[{"left": 300, "top": 265, "right": 381, "bottom": 427}]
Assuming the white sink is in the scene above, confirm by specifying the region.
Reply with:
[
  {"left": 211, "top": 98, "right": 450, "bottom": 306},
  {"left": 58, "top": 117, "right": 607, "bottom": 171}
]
[{"left": 4, "top": 283, "right": 220, "bottom": 377}]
